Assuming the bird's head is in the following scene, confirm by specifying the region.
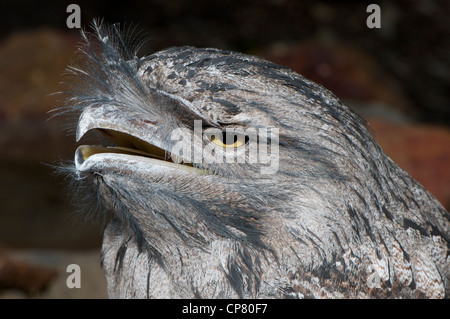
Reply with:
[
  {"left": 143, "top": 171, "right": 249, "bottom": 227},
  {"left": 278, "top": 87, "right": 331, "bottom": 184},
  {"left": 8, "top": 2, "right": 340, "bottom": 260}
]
[
  {"left": 62, "top": 22, "right": 381, "bottom": 262},
  {"left": 59, "top": 22, "right": 450, "bottom": 298}
]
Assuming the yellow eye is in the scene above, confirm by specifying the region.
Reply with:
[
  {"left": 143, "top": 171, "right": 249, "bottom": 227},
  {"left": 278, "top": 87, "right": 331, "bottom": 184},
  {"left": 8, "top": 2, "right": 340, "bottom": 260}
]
[{"left": 210, "top": 132, "right": 247, "bottom": 148}]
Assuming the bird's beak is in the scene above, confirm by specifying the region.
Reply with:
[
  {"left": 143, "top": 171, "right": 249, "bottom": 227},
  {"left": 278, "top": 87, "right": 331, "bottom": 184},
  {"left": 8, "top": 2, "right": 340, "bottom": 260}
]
[{"left": 74, "top": 104, "right": 209, "bottom": 175}]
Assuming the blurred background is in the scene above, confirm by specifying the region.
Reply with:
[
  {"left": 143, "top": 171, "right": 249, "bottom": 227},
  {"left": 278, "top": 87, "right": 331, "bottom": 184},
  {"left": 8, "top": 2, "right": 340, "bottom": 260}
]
[{"left": 0, "top": 0, "right": 449, "bottom": 298}]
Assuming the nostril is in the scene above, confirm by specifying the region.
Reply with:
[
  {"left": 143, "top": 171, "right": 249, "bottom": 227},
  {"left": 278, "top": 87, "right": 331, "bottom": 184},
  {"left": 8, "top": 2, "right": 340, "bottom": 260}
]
[{"left": 143, "top": 119, "right": 158, "bottom": 125}]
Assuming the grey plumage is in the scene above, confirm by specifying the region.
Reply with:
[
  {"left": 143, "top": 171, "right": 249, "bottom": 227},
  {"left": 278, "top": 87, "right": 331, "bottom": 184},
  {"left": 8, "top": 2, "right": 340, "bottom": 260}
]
[{"left": 60, "top": 22, "right": 450, "bottom": 298}]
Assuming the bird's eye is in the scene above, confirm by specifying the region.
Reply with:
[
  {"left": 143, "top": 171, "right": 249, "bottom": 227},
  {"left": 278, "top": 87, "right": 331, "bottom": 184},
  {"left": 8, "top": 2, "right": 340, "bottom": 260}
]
[{"left": 210, "top": 132, "right": 248, "bottom": 148}]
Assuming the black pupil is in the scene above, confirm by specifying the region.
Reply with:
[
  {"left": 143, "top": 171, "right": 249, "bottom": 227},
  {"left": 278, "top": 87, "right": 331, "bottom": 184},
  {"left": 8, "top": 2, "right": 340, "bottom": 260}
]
[{"left": 222, "top": 132, "right": 238, "bottom": 145}]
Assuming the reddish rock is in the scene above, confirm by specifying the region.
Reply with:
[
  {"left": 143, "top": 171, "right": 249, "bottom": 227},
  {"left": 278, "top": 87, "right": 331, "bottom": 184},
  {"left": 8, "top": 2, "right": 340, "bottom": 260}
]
[
  {"left": 369, "top": 118, "right": 450, "bottom": 211},
  {"left": 263, "top": 41, "right": 414, "bottom": 118},
  {"left": 0, "top": 248, "right": 57, "bottom": 295}
]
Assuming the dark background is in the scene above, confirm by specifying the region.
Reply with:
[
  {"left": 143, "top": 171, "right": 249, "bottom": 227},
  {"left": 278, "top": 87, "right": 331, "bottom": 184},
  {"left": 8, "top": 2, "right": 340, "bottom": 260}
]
[{"left": 0, "top": 0, "right": 449, "bottom": 298}]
